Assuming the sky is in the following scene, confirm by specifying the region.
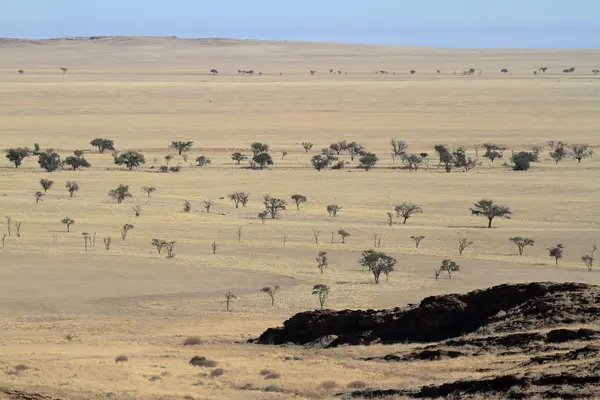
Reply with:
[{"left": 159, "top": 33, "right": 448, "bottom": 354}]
[{"left": 1, "top": 0, "right": 599, "bottom": 48}]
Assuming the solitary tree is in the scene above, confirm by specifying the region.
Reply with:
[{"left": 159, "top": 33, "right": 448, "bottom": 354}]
[
  {"left": 439, "top": 259, "right": 460, "bottom": 279},
  {"left": 90, "top": 138, "right": 115, "bottom": 153},
  {"left": 394, "top": 203, "right": 423, "bottom": 224},
  {"left": 64, "top": 152, "right": 91, "bottom": 170},
  {"left": 390, "top": 139, "right": 408, "bottom": 161},
  {"left": 61, "top": 217, "right": 75, "bottom": 232},
  {"left": 312, "top": 284, "right": 329, "bottom": 309},
  {"left": 291, "top": 194, "right": 307, "bottom": 210},
  {"left": 458, "top": 238, "right": 474, "bottom": 255},
  {"left": 261, "top": 286, "right": 280, "bottom": 306},
  {"left": 132, "top": 205, "right": 141, "bottom": 217},
  {"left": 35, "top": 191, "right": 44, "bottom": 203},
  {"left": 196, "top": 156, "right": 211, "bottom": 166},
  {"left": 548, "top": 244, "right": 565, "bottom": 265},
  {"left": 302, "top": 142, "right": 314, "bottom": 153},
  {"left": 108, "top": 185, "right": 132, "bottom": 204},
  {"left": 359, "top": 152, "right": 378, "bottom": 171},
  {"left": 114, "top": 151, "right": 145, "bottom": 170},
  {"left": 410, "top": 235, "right": 425, "bottom": 248},
  {"left": 252, "top": 153, "right": 273, "bottom": 169},
  {"left": 142, "top": 186, "right": 156, "bottom": 197},
  {"left": 5, "top": 147, "right": 30, "bottom": 168},
  {"left": 509, "top": 237, "right": 535, "bottom": 255},
  {"left": 326, "top": 204, "right": 341, "bottom": 217},
  {"left": 223, "top": 291, "right": 236, "bottom": 311},
  {"left": 582, "top": 245, "right": 597, "bottom": 271},
  {"left": 40, "top": 179, "right": 54, "bottom": 193},
  {"left": 121, "top": 224, "right": 134, "bottom": 241},
  {"left": 549, "top": 144, "right": 568, "bottom": 164},
  {"left": 470, "top": 199, "right": 512, "bottom": 228},
  {"left": 570, "top": 144, "right": 593, "bottom": 163},
  {"left": 203, "top": 200, "right": 214, "bottom": 213},
  {"left": 65, "top": 181, "right": 79, "bottom": 198},
  {"left": 359, "top": 250, "right": 397, "bottom": 284},
  {"left": 170, "top": 141, "right": 194, "bottom": 155},
  {"left": 38, "top": 150, "right": 62, "bottom": 172},
  {"left": 231, "top": 152, "right": 248, "bottom": 164},
  {"left": 228, "top": 192, "right": 249, "bottom": 208},
  {"left": 316, "top": 251, "right": 328, "bottom": 274},
  {"left": 151, "top": 238, "right": 167, "bottom": 254},
  {"left": 338, "top": 229, "right": 350, "bottom": 243},
  {"left": 263, "top": 195, "right": 286, "bottom": 219}
]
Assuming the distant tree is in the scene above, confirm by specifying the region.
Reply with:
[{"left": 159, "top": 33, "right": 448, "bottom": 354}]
[
  {"left": 337, "top": 229, "right": 350, "bottom": 243},
  {"left": 183, "top": 200, "right": 191, "bottom": 213},
  {"left": 65, "top": 181, "right": 79, "bottom": 198},
  {"left": 90, "top": 138, "right": 115, "bottom": 153},
  {"left": 5, "top": 147, "right": 30, "bottom": 168},
  {"left": 120, "top": 223, "right": 134, "bottom": 241},
  {"left": 35, "top": 191, "right": 44, "bottom": 203},
  {"left": 540, "top": 67, "right": 548, "bottom": 74},
  {"left": 386, "top": 212, "right": 394, "bottom": 226},
  {"left": 263, "top": 195, "right": 286, "bottom": 219},
  {"left": 310, "top": 70, "right": 316, "bottom": 76},
  {"left": 302, "top": 142, "right": 314, "bottom": 153},
  {"left": 5, "top": 215, "right": 11, "bottom": 236},
  {"left": 470, "top": 199, "right": 512, "bottom": 228},
  {"left": 439, "top": 259, "right": 460, "bottom": 279},
  {"left": 104, "top": 237, "right": 112, "bottom": 250},
  {"left": 281, "top": 150, "right": 288, "bottom": 159},
  {"left": 435, "top": 144, "right": 454, "bottom": 172},
  {"left": 509, "top": 237, "right": 535, "bottom": 255},
  {"left": 164, "top": 155, "right": 173, "bottom": 165},
  {"left": 114, "top": 151, "right": 145, "bottom": 170},
  {"left": 311, "top": 155, "right": 332, "bottom": 171},
  {"left": 512, "top": 151, "right": 538, "bottom": 171},
  {"left": 582, "top": 245, "right": 597, "bottom": 271},
  {"left": 251, "top": 142, "right": 269, "bottom": 155},
  {"left": 548, "top": 244, "right": 565, "bottom": 265},
  {"left": 40, "top": 179, "right": 54, "bottom": 193},
  {"left": 483, "top": 143, "right": 504, "bottom": 162},
  {"left": 410, "top": 235, "right": 425, "bottom": 248},
  {"left": 401, "top": 153, "right": 424, "bottom": 171},
  {"left": 212, "top": 241, "right": 217, "bottom": 254},
  {"left": 252, "top": 153, "right": 273, "bottom": 169},
  {"left": 390, "top": 139, "right": 408, "bottom": 161},
  {"left": 291, "top": 194, "right": 307, "bottom": 210},
  {"left": 18, "top": 69, "right": 24, "bottom": 74},
  {"left": 195, "top": 155, "right": 211, "bottom": 166},
  {"left": 570, "top": 144, "right": 593, "bottom": 163},
  {"left": 37, "top": 150, "right": 62, "bottom": 172},
  {"left": 359, "top": 152, "right": 378, "bottom": 171},
  {"left": 165, "top": 241, "right": 176, "bottom": 258},
  {"left": 108, "top": 184, "right": 132, "bottom": 204},
  {"left": 549, "top": 143, "right": 568, "bottom": 164},
  {"left": 64, "top": 152, "right": 91, "bottom": 170},
  {"left": 203, "top": 200, "right": 214, "bottom": 213},
  {"left": 453, "top": 147, "right": 478, "bottom": 171},
  {"left": 61, "top": 67, "right": 68, "bottom": 75},
  {"left": 142, "top": 186, "right": 156, "bottom": 197},
  {"left": 394, "top": 202, "right": 422, "bottom": 224},
  {"left": 170, "top": 141, "right": 194, "bottom": 155},
  {"left": 316, "top": 251, "right": 328, "bottom": 274},
  {"left": 329, "top": 141, "right": 347, "bottom": 155},
  {"left": 359, "top": 250, "right": 397, "bottom": 284},
  {"left": 347, "top": 141, "right": 365, "bottom": 161},
  {"left": 151, "top": 239, "right": 167, "bottom": 254},
  {"left": 312, "top": 284, "right": 329, "bottom": 309},
  {"left": 501, "top": 69, "right": 508, "bottom": 73},
  {"left": 228, "top": 192, "right": 249, "bottom": 208},
  {"left": 258, "top": 211, "right": 268, "bottom": 224},
  {"left": 61, "top": 217, "right": 75, "bottom": 232},
  {"left": 223, "top": 291, "right": 236, "bottom": 311},
  {"left": 231, "top": 152, "right": 248, "bottom": 164},
  {"left": 261, "top": 286, "right": 280, "bottom": 306},
  {"left": 410, "top": 69, "right": 416, "bottom": 75},
  {"left": 326, "top": 204, "right": 341, "bottom": 217},
  {"left": 132, "top": 205, "right": 141, "bottom": 217},
  {"left": 458, "top": 238, "right": 474, "bottom": 255}
]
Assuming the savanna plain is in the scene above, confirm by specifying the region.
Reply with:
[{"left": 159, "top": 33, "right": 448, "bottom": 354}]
[{"left": 0, "top": 37, "right": 599, "bottom": 399}]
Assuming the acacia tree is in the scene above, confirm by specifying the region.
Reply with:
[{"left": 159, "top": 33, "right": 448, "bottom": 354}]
[
  {"left": 483, "top": 143, "right": 504, "bottom": 162},
  {"left": 90, "top": 138, "right": 115, "bottom": 153},
  {"left": 326, "top": 204, "right": 341, "bottom": 217},
  {"left": 390, "top": 139, "right": 408, "bottom": 161},
  {"left": 38, "top": 150, "right": 62, "bottom": 172},
  {"left": 394, "top": 203, "right": 422, "bottom": 224},
  {"left": 458, "top": 238, "right": 474, "bottom": 255},
  {"left": 509, "top": 237, "right": 535, "bottom": 255},
  {"left": 302, "top": 142, "right": 313, "bottom": 153},
  {"left": 252, "top": 153, "right": 273, "bottom": 169},
  {"left": 66, "top": 181, "right": 79, "bottom": 198},
  {"left": 312, "top": 284, "right": 329, "bottom": 309},
  {"left": 316, "top": 251, "right": 328, "bottom": 274},
  {"left": 410, "top": 235, "right": 425, "bottom": 248},
  {"left": 114, "top": 151, "right": 145, "bottom": 170},
  {"left": 203, "top": 200, "right": 214, "bottom": 213},
  {"left": 439, "top": 259, "right": 460, "bottom": 279},
  {"left": 108, "top": 185, "right": 132, "bottom": 204},
  {"left": 311, "top": 154, "right": 332, "bottom": 171},
  {"left": 142, "top": 186, "right": 156, "bottom": 197},
  {"left": 261, "top": 286, "right": 280, "bottom": 306},
  {"left": 359, "top": 250, "right": 397, "bottom": 284},
  {"left": 570, "top": 144, "right": 593, "bottom": 163},
  {"left": 40, "top": 179, "right": 54, "bottom": 193},
  {"left": 258, "top": 211, "right": 268, "bottom": 224},
  {"left": 121, "top": 224, "right": 134, "bottom": 241},
  {"left": 228, "top": 192, "right": 249, "bottom": 208},
  {"left": 549, "top": 143, "right": 568, "bottom": 164},
  {"left": 170, "top": 141, "right": 193, "bottom": 155},
  {"left": 329, "top": 141, "right": 347, "bottom": 155},
  {"left": 231, "top": 152, "right": 248, "bottom": 164},
  {"left": 338, "top": 229, "right": 350, "bottom": 243},
  {"left": 470, "top": 200, "right": 512, "bottom": 228},
  {"left": 548, "top": 244, "right": 565, "bottom": 265},
  {"left": 263, "top": 195, "right": 286, "bottom": 219},
  {"left": 5, "top": 147, "right": 30, "bottom": 168},
  {"left": 223, "top": 291, "right": 236, "bottom": 311},
  {"left": 359, "top": 153, "right": 378, "bottom": 171},
  {"left": 512, "top": 151, "right": 538, "bottom": 171},
  {"left": 35, "top": 191, "right": 44, "bottom": 203},
  {"left": 151, "top": 238, "right": 167, "bottom": 254},
  {"left": 401, "top": 153, "right": 424, "bottom": 171},
  {"left": 61, "top": 217, "right": 75, "bottom": 232},
  {"left": 582, "top": 245, "right": 597, "bottom": 271},
  {"left": 291, "top": 194, "right": 307, "bottom": 210},
  {"left": 64, "top": 151, "right": 91, "bottom": 170}
]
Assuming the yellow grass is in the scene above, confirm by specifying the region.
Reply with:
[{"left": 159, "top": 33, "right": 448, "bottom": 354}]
[{"left": 0, "top": 37, "right": 599, "bottom": 399}]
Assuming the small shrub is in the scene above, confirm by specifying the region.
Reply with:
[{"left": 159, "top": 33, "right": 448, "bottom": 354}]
[
  {"left": 264, "top": 384, "right": 282, "bottom": 392},
  {"left": 210, "top": 368, "right": 225, "bottom": 377},
  {"left": 183, "top": 200, "right": 191, "bottom": 213},
  {"left": 169, "top": 165, "right": 182, "bottom": 172},
  {"left": 264, "top": 372, "right": 281, "bottom": 380},
  {"left": 347, "top": 381, "right": 367, "bottom": 389},
  {"left": 189, "top": 356, "right": 218, "bottom": 367},
  {"left": 115, "top": 355, "right": 128, "bottom": 363},
  {"left": 260, "top": 369, "right": 274, "bottom": 376},
  {"left": 14, "top": 364, "right": 28, "bottom": 371},
  {"left": 320, "top": 380, "right": 338, "bottom": 390},
  {"left": 183, "top": 337, "right": 203, "bottom": 346}
]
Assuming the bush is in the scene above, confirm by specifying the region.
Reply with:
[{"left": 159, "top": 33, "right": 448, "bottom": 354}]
[
  {"left": 264, "top": 372, "right": 281, "bottom": 380},
  {"left": 183, "top": 337, "right": 203, "bottom": 346},
  {"left": 319, "top": 380, "right": 338, "bottom": 390},
  {"left": 38, "top": 150, "right": 62, "bottom": 172},
  {"left": 347, "top": 381, "right": 367, "bottom": 389},
  {"left": 512, "top": 151, "right": 537, "bottom": 171},
  {"left": 115, "top": 355, "right": 128, "bottom": 363},
  {"left": 210, "top": 368, "right": 225, "bottom": 377},
  {"left": 169, "top": 166, "right": 181, "bottom": 172},
  {"left": 264, "top": 384, "right": 282, "bottom": 392},
  {"left": 189, "top": 356, "right": 217, "bottom": 367}
]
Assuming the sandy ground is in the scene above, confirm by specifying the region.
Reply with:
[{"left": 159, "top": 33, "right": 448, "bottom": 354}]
[{"left": 0, "top": 37, "right": 599, "bottom": 399}]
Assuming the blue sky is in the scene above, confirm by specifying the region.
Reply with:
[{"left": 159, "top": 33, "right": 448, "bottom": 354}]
[{"left": 1, "top": 0, "right": 599, "bottom": 47}]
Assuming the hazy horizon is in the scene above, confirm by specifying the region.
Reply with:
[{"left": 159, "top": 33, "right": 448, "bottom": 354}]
[{"left": 2, "top": 0, "right": 600, "bottom": 48}]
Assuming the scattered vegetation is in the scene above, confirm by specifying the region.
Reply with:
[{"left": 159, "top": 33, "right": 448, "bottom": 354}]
[
  {"left": 120, "top": 223, "right": 134, "bottom": 240},
  {"left": 183, "top": 337, "right": 203, "bottom": 346}
]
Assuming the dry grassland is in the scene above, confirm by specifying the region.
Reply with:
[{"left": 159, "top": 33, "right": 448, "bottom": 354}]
[{"left": 0, "top": 37, "right": 599, "bottom": 399}]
